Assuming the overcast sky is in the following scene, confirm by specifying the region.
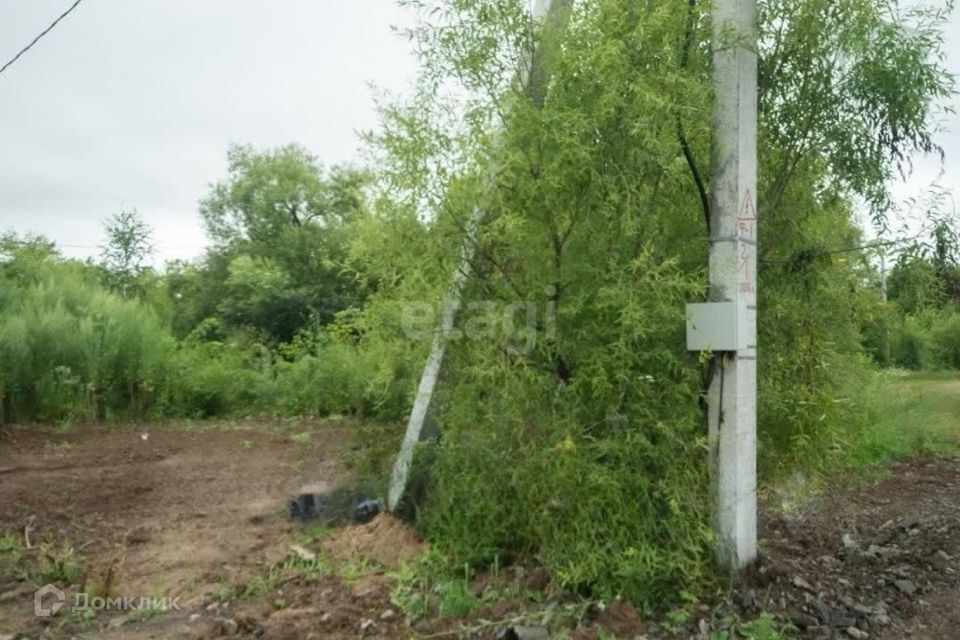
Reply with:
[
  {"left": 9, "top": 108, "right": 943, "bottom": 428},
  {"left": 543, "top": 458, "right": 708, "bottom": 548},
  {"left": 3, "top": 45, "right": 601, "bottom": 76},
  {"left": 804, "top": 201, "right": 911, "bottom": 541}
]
[
  {"left": 0, "top": 0, "right": 957, "bottom": 265},
  {"left": 0, "top": 0, "right": 417, "bottom": 264}
]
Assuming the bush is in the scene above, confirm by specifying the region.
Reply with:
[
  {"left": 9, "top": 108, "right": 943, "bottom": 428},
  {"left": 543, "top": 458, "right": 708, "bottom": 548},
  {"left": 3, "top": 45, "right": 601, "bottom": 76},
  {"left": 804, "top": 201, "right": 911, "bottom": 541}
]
[
  {"left": 416, "top": 255, "right": 715, "bottom": 606},
  {"left": 159, "top": 340, "right": 273, "bottom": 419},
  {"left": 932, "top": 313, "right": 960, "bottom": 369},
  {"left": 0, "top": 263, "right": 169, "bottom": 423},
  {"left": 890, "top": 315, "right": 936, "bottom": 370}
]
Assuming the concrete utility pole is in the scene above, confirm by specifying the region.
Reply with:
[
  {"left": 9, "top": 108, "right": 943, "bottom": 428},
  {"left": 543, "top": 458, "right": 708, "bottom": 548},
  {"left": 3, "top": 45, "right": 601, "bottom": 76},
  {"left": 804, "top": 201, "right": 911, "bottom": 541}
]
[
  {"left": 387, "top": 0, "right": 572, "bottom": 512},
  {"left": 707, "top": 0, "right": 758, "bottom": 570}
]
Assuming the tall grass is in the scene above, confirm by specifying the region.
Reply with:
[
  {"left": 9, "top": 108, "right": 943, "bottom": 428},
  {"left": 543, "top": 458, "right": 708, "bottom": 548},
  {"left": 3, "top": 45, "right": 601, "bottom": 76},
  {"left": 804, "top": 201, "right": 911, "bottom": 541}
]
[
  {"left": 0, "top": 259, "right": 412, "bottom": 424},
  {"left": 0, "top": 263, "right": 170, "bottom": 423}
]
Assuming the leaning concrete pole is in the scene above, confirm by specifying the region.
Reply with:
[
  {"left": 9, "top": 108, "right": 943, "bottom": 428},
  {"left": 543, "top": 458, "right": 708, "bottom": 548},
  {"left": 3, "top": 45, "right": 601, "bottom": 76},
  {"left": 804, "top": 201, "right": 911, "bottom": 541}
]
[
  {"left": 387, "top": 0, "right": 571, "bottom": 512},
  {"left": 708, "top": 0, "right": 758, "bottom": 570}
]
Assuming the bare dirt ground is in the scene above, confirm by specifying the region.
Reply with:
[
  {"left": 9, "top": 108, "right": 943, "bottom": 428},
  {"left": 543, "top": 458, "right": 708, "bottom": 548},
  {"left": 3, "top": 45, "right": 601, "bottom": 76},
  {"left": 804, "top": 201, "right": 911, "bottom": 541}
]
[
  {"left": 746, "top": 455, "right": 960, "bottom": 640},
  {"left": 0, "top": 421, "right": 420, "bottom": 639},
  {"left": 0, "top": 420, "right": 958, "bottom": 639}
]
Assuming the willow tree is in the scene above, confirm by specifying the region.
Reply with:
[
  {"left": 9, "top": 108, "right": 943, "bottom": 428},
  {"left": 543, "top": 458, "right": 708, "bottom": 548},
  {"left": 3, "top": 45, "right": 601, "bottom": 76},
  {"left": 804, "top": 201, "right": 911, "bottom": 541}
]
[{"left": 353, "top": 0, "right": 953, "bottom": 605}]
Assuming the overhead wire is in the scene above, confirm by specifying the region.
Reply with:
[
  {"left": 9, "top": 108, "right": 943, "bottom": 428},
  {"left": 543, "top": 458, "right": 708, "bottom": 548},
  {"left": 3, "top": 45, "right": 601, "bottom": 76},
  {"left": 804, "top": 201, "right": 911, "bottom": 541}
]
[{"left": 0, "top": 0, "right": 85, "bottom": 78}]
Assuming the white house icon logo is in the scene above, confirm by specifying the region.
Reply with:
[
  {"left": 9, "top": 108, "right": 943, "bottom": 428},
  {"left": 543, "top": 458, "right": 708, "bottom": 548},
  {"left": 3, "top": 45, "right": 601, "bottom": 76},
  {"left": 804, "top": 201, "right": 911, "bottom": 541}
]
[{"left": 34, "top": 584, "right": 65, "bottom": 617}]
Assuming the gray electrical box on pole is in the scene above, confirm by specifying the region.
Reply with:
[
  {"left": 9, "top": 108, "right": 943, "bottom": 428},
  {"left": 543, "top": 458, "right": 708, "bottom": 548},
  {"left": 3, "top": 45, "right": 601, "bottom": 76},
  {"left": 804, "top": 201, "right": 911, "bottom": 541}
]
[{"left": 687, "top": 0, "right": 759, "bottom": 571}]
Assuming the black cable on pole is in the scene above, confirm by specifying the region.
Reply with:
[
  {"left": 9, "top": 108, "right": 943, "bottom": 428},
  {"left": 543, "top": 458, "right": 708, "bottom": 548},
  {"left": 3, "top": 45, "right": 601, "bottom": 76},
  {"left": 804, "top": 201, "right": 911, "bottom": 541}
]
[
  {"left": 677, "top": 0, "right": 711, "bottom": 235},
  {"left": 0, "top": 0, "right": 85, "bottom": 78}
]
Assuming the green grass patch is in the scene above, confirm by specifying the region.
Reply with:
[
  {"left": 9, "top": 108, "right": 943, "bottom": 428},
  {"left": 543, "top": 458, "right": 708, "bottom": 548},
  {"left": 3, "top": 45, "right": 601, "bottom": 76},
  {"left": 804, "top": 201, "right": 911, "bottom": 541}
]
[{"left": 845, "top": 371, "right": 960, "bottom": 472}]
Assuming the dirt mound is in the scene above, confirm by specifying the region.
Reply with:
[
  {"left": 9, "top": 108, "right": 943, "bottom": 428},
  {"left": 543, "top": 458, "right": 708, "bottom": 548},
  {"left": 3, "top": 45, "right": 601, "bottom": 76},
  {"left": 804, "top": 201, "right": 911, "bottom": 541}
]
[{"left": 322, "top": 513, "right": 424, "bottom": 567}]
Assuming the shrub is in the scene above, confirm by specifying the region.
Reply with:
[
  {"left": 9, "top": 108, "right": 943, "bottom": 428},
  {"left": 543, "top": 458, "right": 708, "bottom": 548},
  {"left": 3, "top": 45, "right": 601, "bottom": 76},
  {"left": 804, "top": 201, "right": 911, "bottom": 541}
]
[
  {"left": 931, "top": 313, "right": 960, "bottom": 369},
  {"left": 0, "top": 263, "right": 169, "bottom": 423},
  {"left": 890, "top": 315, "right": 936, "bottom": 370}
]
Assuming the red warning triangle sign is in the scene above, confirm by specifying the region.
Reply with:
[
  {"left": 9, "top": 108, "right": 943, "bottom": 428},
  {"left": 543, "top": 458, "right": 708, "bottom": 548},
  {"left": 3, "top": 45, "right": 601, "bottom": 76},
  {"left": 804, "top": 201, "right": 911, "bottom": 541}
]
[{"left": 738, "top": 189, "right": 757, "bottom": 221}]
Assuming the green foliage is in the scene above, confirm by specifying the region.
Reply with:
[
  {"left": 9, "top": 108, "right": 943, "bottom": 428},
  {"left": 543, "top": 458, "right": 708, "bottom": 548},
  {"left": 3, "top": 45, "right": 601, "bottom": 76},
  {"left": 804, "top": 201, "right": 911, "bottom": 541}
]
[
  {"left": 194, "top": 144, "right": 371, "bottom": 342},
  {"left": 99, "top": 208, "right": 155, "bottom": 299},
  {"left": 360, "top": 0, "right": 952, "bottom": 611},
  {"left": 838, "top": 371, "right": 960, "bottom": 475},
  {"left": 0, "top": 250, "right": 170, "bottom": 423},
  {"left": 0, "top": 232, "right": 408, "bottom": 423},
  {"left": 161, "top": 338, "right": 271, "bottom": 419}
]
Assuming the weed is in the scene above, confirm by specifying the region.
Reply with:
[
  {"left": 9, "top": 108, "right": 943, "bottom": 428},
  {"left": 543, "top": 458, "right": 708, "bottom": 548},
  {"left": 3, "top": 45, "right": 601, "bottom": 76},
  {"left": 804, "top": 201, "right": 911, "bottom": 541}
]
[
  {"left": 37, "top": 541, "right": 83, "bottom": 584},
  {"left": 338, "top": 556, "right": 375, "bottom": 582},
  {"left": 211, "top": 584, "right": 236, "bottom": 603},
  {"left": 289, "top": 432, "right": 311, "bottom": 445},
  {"left": 295, "top": 523, "right": 333, "bottom": 545},
  {"left": 52, "top": 441, "right": 76, "bottom": 454},
  {"left": 709, "top": 612, "right": 794, "bottom": 639},
  {"left": 436, "top": 578, "right": 478, "bottom": 617}
]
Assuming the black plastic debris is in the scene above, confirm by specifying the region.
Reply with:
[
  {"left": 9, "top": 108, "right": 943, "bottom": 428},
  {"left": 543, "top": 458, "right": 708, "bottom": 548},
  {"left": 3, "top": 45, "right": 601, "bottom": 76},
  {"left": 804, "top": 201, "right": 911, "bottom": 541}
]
[
  {"left": 352, "top": 498, "right": 380, "bottom": 524},
  {"left": 289, "top": 486, "right": 381, "bottom": 525}
]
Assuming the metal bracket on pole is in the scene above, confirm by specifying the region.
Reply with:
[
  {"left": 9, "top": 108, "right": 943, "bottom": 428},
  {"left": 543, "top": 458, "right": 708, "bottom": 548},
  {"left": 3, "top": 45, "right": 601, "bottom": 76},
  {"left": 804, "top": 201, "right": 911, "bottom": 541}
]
[{"left": 387, "top": 0, "right": 573, "bottom": 512}]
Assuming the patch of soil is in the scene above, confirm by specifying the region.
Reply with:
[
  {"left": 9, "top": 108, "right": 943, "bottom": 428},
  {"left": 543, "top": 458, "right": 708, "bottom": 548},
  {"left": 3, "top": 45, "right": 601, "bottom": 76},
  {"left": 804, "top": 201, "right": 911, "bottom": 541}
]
[
  {"left": 203, "top": 571, "right": 406, "bottom": 640},
  {"left": 740, "top": 456, "right": 960, "bottom": 640},
  {"left": 322, "top": 513, "right": 424, "bottom": 568},
  {"left": 0, "top": 421, "right": 353, "bottom": 638}
]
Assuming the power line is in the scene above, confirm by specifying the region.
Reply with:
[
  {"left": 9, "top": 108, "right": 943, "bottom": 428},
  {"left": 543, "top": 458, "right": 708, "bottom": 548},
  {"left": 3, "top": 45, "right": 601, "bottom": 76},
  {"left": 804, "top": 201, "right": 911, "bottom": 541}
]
[
  {"left": 0, "top": 0, "right": 85, "bottom": 78},
  {"left": 759, "top": 233, "right": 925, "bottom": 265}
]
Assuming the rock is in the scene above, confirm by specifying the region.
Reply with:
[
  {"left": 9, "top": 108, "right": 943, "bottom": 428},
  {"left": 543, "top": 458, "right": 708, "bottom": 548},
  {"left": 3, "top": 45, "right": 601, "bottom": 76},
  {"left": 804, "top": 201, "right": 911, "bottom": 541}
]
[
  {"left": 360, "top": 619, "right": 376, "bottom": 634},
  {"left": 889, "top": 565, "right": 911, "bottom": 579},
  {"left": 832, "top": 615, "right": 857, "bottom": 629},
  {"left": 320, "top": 612, "right": 332, "bottom": 624},
  {"left": 0, "top": 634, "right": 15, "bottom": 640},
  {"left": 927, "top": 551, "right": 950, "bottom": 570},
  {"left": 865, "top": 544, "right": 903, "bottom": 560},
  {"left": 189, "top": 613, "right": 202, "bottom": 622},
  {"left": 792, "top": 575, "right": 815, "bottom": 592},
  {"left": 213, "top": 616, "right": 238, "bottom": 637},
  {"left": 868, "top": 613, "right": 890, "bottom": 627},
  {"left": 793, "top": 615, "right": 819, "bottom": 629},
  {"left": 843, "top": 533, "right": 858, "bottom": 549},
  {"left": 739, "top": 589, "right": 756, "bottom": 609},
  {"left": 893, "top": 579, "right": 916, "bottom": 595},
  {"left": 289, "top": 544, "right": 316, "bottom": 562},
  {"left": 845, "top": 626, "right": 868, "bottom": 639},
  {"left": 497, "top": 626, "right": 549, "bottom": 640},
  {"left": 414, "top": 620, "right": 431, "bottom": 634},
  {"left": 380, "top": 609, "right": 396, "bottom": 621},
  {"left": 108, "top": 616, "right": 128, "bottom": 629},
  {"left": 808, "top": 598, "right": 831, "bottom": 623}
]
